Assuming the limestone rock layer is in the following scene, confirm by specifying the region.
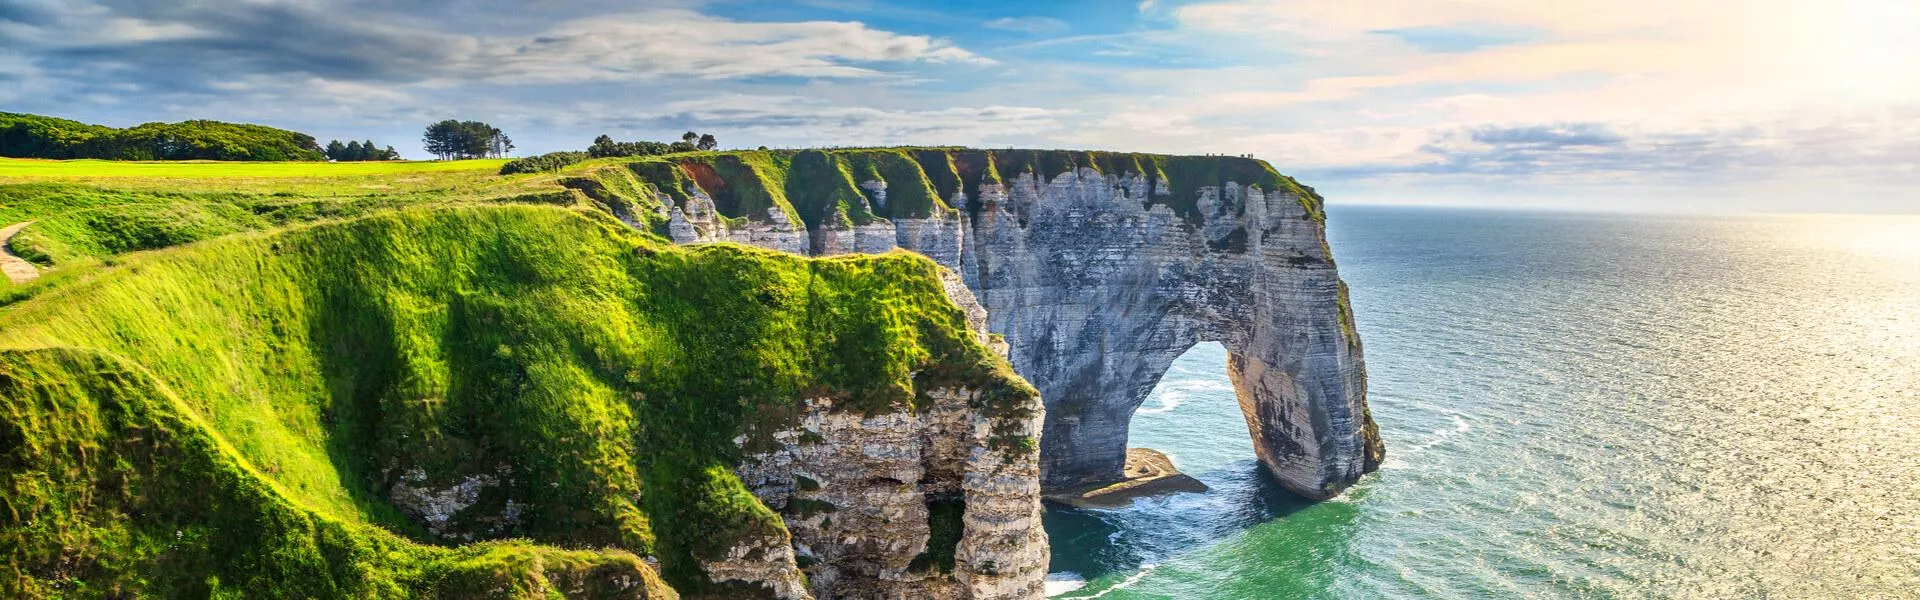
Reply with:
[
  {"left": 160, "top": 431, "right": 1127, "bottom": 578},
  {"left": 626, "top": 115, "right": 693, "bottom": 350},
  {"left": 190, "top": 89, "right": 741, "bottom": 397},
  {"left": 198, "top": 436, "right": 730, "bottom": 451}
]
[{"left": 582, "top": 149, "right": 1385, "bottom": 501}]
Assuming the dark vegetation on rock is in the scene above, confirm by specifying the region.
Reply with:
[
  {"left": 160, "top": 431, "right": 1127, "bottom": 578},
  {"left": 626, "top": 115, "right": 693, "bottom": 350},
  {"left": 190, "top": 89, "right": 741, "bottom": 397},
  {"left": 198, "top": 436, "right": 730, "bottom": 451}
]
[{"left": 537, "top": 147, "right": 1323, "bottom": 239}]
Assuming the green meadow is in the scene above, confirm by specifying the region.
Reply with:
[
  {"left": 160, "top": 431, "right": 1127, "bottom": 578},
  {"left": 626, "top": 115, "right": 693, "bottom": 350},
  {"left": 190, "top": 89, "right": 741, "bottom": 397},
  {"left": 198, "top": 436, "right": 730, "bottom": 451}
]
[{"left": 0, "top": 157, "right": 508, "bottom": 179}]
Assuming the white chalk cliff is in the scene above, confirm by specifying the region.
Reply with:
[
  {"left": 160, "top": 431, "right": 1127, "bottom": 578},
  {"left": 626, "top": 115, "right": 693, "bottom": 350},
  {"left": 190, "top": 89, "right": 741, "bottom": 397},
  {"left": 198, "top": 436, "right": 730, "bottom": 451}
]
[{"left": 570, "top": 148, "right": 1384, "bottom": 598}]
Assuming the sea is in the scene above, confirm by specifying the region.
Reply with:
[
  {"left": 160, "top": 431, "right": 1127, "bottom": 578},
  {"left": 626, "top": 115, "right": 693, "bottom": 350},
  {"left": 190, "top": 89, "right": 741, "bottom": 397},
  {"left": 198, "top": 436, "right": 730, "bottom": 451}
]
[{"left": 1042, "top": 205, "right": 1920, "bottom": 599}]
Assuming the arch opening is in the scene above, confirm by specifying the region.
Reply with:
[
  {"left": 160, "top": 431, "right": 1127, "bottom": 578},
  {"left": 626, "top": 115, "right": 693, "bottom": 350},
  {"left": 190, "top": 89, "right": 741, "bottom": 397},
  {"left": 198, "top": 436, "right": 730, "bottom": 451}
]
[{"left": 1125, "top": 342, "right": 1248, "bottom": 477}]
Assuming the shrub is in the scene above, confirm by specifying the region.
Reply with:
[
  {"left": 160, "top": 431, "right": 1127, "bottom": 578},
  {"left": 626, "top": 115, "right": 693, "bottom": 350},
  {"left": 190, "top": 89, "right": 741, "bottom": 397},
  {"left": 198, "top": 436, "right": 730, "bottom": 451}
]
[{"left": 499, "top": 151, "right": 589, "bottom": 174}]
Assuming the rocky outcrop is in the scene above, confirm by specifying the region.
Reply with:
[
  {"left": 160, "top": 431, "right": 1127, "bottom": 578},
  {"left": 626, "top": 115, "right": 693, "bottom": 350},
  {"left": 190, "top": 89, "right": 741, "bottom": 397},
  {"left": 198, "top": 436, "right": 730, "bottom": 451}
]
[
  {"left": 608, "top": 150, "right": 1383, "bottom": 502},
  {"left": 721, "top": 269, "right": 1047, "bottom": 600},
  {"left": 731, "top": 389, "right": 1046, "bottom": 600},
  {"left": 957, "top": 168, "right": 1382, "bottom": 499},
  {"left": 666, "top": 186, "right": 811, "bottom": 254}
]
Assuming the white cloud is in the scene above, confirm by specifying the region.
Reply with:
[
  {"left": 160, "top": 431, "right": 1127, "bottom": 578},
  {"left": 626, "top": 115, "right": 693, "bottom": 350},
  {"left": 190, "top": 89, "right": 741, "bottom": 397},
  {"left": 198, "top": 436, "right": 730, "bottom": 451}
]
[
  {"left": 6, "top": 0, "right": 1916, "bottom": 211},
  {"left": 6, "top": 2, "right": 992, "bottom": 87},
  {"left": 471, "top": 10, "right": 994, "bottom": 83},
  {"left": 983, "top": 16, "right": 1070, "bottom": 35},
  {"left": 1010, "top": 0, "right": 1915, "bottom": 209},
  {"left": 1165, "top": 0, "right": 1920, "bottom": 115},
  {"left": 610, "top": 94, "right": 1069, "bottom": 146}
]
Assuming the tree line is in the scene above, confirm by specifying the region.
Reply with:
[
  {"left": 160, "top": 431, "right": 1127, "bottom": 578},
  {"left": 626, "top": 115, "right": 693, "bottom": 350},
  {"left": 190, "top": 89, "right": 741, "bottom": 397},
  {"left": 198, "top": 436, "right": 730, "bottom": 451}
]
[
  {"left": 0, "top": 112, "right": 327, "bottom": 161},
  {"left": 589, "top": 131, "right": 717, "bottom": 157},
  {"left": 325, "top": 139, "right": 401, "bottom": 161},
  {"left": 2, "top": 111, "right": 727, "bottom": 165},
  {"left": 500, "top": 131, "right": 722, "bottom": 174}
]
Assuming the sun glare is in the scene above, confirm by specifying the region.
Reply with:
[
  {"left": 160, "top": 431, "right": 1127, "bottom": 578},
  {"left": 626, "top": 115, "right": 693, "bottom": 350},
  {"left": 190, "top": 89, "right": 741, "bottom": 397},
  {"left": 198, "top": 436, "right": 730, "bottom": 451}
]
[{"left": 1814, "top": 0, "right": 1920, "bottom": 94}]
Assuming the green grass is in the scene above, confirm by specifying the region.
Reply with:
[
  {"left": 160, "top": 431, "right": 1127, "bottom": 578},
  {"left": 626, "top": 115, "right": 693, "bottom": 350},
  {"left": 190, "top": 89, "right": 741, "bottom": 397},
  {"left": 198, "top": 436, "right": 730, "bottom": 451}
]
[
  {"left": 0, "top": 205, "right": 1033, "bottom": 597},
  {"left": 0, "top": 146, "right": 1316, "bottom": 597},
  {"left": 782, "top": 150, "right": 875, "bottom": 228},
  {"left": 0, "top": 157, "right": 507, "bottom": 178},
  {"left": 534, "top": 149, "right": 1322, "bottom": 226},
  {"left": 0, "top": 149, "right": 1320, "bottom": 281},
  {"left": 0, "top": 346, "right": 676, "bottom": 599}
]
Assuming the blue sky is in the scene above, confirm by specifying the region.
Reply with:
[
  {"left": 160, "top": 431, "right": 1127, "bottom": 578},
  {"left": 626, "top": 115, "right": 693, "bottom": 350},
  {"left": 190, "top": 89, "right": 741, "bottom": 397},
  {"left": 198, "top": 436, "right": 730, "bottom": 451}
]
[{"left": 2, "top": 0, "right": 1917, "bottom": 213}]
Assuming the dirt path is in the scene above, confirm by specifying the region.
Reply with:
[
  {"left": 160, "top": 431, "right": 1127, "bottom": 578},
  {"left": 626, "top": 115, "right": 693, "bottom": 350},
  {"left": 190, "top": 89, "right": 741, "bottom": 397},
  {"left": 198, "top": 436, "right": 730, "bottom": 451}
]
[{"left": 1, "top": 221, "right": 40, "bottom": 284}]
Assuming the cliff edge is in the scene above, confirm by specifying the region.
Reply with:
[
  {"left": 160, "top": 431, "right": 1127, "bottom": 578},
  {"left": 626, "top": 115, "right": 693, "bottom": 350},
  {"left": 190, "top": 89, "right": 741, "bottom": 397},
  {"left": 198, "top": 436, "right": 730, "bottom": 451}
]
[{"left": 551, "top": 148, "right": 1384, "bottom": 499}]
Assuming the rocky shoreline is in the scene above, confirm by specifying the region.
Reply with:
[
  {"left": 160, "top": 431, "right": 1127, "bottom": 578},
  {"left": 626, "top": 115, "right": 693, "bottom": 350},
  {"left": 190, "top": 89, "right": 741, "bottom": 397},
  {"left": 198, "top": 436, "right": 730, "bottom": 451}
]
[{"left": 1042, "top": 448, "right": 1208, "bottom": 509}]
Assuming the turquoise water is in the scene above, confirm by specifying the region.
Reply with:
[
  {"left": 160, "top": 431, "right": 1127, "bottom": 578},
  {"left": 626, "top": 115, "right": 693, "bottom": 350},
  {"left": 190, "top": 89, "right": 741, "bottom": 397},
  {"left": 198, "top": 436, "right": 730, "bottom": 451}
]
[{"left": 1043, "top": 206, "right": 1920, "bottom": 599}]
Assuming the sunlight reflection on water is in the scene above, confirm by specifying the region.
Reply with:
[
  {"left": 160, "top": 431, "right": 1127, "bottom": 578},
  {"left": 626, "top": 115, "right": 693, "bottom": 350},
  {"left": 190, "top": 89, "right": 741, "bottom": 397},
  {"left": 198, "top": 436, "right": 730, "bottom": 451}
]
[{"left": 1044, "top": 209, "right": 1920, "bottom": 599}]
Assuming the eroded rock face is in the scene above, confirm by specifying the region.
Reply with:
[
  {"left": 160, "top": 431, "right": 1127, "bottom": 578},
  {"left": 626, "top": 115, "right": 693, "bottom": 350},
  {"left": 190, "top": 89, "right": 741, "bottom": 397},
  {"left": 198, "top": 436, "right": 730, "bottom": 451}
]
[
  {"left": 720, "top": 272, "right": 1048, "bottom": 600},
  {"left": 674, "top": 164, "right": 1381, "bottom": 500},
  {"left": 955, "top": 168, "right": 1383, "bottom": 498},
  {"left": 667, "top": 186, "right": 810, "bottom": 254},
  {"left": 731, "top": 389, "right": 1046, "bottom": 600}
]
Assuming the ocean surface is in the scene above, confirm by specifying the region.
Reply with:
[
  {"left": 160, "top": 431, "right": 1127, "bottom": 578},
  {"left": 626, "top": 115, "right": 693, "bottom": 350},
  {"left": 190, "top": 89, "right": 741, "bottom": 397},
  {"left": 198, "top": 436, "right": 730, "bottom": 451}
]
[{"left": 1042, "top": 206, "right": 1920, "bottom": 599}]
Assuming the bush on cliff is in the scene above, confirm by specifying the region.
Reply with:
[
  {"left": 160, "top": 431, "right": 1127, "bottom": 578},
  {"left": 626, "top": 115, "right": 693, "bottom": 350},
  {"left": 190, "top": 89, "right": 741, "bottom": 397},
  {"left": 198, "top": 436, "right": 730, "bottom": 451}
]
[{"left": 500, "top": 150, "right": 590, "bottom": 174}]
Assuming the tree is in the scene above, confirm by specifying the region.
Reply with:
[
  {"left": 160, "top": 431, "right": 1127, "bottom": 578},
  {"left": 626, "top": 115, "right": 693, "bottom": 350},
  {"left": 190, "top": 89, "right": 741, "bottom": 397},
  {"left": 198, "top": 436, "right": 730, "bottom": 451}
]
[
  {"left": 325, "top": 140, "right": 347, "bottom": 161},
  {"left": 490, "top": 128, "right": 514, "bottom": 159},
  {"left": 697, "top": 133, "right": 717, "bottom": 151},
  {"left": 423, "top": 120, "right": 511, "bottom": 160},
  {"left": 681, "top": 131, "right": 698, "bottom": 144},
  {"left": 345, "top": 141, "right": 363, "bottom": 161},
  {"left": 423, "top": 120, "right": 461, "bottom": 160}
]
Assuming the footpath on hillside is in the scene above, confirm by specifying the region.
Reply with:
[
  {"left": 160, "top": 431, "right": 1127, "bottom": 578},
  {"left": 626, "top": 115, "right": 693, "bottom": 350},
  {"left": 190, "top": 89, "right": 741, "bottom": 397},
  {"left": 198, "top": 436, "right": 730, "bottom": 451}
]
[{"left": 1, "top": 222, "right": 40, "bottom": 284}]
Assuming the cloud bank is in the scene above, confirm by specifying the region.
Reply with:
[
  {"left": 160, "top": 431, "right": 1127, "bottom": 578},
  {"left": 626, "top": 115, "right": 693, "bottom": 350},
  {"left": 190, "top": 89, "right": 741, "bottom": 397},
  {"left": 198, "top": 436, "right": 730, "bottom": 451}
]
[{"left": 1, "top": 0, "right": 1915, "bottom": 212}]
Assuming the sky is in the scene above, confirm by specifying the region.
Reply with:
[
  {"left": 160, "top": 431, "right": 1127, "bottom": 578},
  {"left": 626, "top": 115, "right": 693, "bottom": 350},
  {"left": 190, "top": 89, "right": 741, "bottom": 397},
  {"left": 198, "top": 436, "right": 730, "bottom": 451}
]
[{"left": 2, "top": 0, "right": 1917, "bottom": 213}]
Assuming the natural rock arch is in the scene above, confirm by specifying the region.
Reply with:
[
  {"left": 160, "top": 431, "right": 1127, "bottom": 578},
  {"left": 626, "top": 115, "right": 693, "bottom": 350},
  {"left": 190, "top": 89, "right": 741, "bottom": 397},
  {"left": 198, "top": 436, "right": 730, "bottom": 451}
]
[
  {"left": 954, "top": 168, "right": 1383, "bottom": 499},
  {"left": 627, "top": 150, "right": 1385, "bottom": 499}
]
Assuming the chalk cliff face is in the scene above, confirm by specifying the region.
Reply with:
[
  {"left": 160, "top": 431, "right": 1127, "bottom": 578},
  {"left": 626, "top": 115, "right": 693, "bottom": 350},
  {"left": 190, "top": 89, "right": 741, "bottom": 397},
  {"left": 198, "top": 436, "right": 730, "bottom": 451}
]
[
  {"left": 719, "top": 272, "right": 1048, "bottom": 600},
  {"left": 960, "top": 169, "right": 1382, "bottom": 498},
  {"left": 589, "top": 149, "right": 1384, "bottom": 502}
]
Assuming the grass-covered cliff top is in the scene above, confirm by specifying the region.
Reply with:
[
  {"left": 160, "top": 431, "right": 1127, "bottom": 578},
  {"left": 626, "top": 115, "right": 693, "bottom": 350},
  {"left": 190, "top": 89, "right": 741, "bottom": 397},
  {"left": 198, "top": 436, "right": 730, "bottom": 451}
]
[
  {"left": 525, "top": 147, "right": 1328, "bottom": 230},
  {"left": 0, "top": 149, "right": 1319, "bottom": 283},
  {"left": 0, "top": 204, "right": 1035, "bottom": 597}
]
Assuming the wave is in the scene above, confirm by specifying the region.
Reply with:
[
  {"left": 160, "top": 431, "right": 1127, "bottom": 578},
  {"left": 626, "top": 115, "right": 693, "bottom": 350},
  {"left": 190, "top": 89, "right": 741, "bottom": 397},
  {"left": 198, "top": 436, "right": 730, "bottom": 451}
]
[
  {"left": 1053, "top": 564, "right": 1160, "bottom": 598},
  {"left": 1045, "top": 572, "right": 1087, "bottom": 596},
  {"left": 1380, "top": 405, "right": 1471, "bottom": 470},
  {"left": 1135, "top": 377, "right": 1233, "bottom": 415},
  {"left": 1135, "top": 390, "right": 1184, "bottom": 414}
]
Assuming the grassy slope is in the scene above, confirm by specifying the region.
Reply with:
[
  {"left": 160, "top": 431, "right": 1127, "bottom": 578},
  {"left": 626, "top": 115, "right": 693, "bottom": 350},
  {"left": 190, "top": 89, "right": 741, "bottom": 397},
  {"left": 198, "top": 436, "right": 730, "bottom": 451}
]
[
  {"left": 0, "top": 205, "right": 1031, "bottom": 597},
  {"left": 0, "top": 148, "right": 1310, "bottom": 596},
  {"left": 0, "top": 159, "right": 556, "bottom": 281},
  {"left": 1, "top": 347, "right": 671, "bottom": 598},
  {"left": 0, "top": 158, "right": 505, "bottom": 178}
]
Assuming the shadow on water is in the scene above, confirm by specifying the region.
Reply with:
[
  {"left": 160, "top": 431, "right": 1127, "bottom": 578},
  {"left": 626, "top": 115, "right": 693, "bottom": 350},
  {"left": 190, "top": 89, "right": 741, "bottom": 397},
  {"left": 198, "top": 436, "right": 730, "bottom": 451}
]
[{"left": 1042, "top": 459, "right": 1321, "bottom": 581}]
